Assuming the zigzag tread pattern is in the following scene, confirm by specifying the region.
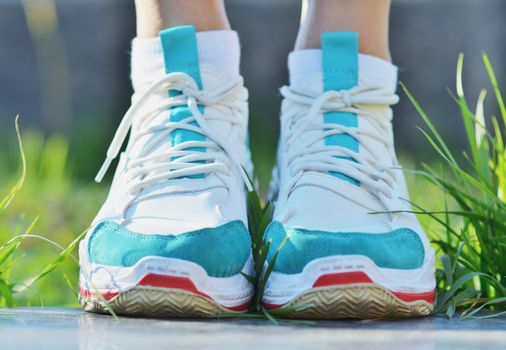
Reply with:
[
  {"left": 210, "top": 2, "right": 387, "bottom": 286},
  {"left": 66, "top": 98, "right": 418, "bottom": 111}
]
[
  {"left": 79, "top": 286, "right": 231, "bottom": 318},
  {"left": 278, "top": 283, "right": 434, "bottom": 319}
]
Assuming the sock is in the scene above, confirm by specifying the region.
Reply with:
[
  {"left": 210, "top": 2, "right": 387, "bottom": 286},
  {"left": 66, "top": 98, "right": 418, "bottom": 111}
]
[
  {"left": 131, "top": 30, "right": 240, "bottom": 91},
  {"left": 288, "top": 49, "right": 398, "bottom": 92}
]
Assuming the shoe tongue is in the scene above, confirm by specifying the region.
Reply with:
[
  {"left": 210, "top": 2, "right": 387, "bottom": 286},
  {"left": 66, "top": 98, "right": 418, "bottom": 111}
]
[
  {"left": 321, "top": 32, "right": 360, "bottom": 185},
  {"left": 160, "top": 25, "right": 203, "bottom": 89},
  {"left": 321, "top": 32, "right": 358, "bottom": 91}
]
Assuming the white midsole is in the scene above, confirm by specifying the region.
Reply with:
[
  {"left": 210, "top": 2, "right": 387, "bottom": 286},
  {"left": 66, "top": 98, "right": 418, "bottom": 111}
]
[
  {"left": 263, "top": 254, "right": 436, "bottom": 306},
  {"left": 79, "top": 243, "right": 254, "bottom": 308}
]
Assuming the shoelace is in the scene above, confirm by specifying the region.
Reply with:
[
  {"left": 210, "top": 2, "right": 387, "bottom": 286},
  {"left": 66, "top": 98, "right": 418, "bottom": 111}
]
[
  {"left": 96, "top": 72, "right": 251, "bottom": 205},
  {"left": 280, "top": 83, "right": 400, "bottom": 215}
]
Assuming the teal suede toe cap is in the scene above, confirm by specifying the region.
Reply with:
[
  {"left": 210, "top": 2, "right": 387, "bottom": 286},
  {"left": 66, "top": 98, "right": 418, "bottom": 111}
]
[
  {"left": 88, "top": 220, "right": 251, "bottom": 278},
  {"left": 264, "top": 221, "right": 425, "bottom": 274}
]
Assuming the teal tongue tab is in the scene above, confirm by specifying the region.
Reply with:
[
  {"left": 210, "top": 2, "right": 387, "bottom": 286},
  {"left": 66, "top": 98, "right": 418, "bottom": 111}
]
[
  {"left": 160, "top": 25, "right": 203, "bottom": 88},
  {"left": 321, "top": 32, "right": 360, "bottom": 186},
  {"left": 159, "top": 25, "right": 205, "bottom": 178}
]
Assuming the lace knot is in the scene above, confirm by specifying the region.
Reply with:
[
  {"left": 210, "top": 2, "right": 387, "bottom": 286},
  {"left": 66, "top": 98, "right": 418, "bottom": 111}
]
[{"left": 339, "top": 89, "right": 352, "bottom": 108}]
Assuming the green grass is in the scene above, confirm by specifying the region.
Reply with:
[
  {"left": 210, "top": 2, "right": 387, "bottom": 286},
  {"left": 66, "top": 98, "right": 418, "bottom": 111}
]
[
  {"left": 402, "top": 53, "right": 506, "bottom": 318},
  {"left": 0, "top": 118, "right": 105, "bottom": 307}
]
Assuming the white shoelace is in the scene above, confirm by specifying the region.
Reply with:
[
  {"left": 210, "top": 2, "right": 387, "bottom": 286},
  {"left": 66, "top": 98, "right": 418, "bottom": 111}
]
[
  {"left": 96, "top": 72, "right": 251, "bottom": 204},
  {"left": 280, "top": 83, "right": 400, "bottom": 214}
]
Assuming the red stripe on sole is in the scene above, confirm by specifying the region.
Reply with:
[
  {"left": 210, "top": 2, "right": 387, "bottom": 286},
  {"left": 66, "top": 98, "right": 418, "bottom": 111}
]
[
  {"left": 137, "top": 273, "right": 250, "bottom": 312},
  {"left": 80, "top": 274, "right": 250, "bottom": 312},
  {"left": 392, "top": 290, "right": 436, "bottom": 304},
  {"left": 313, "top": 271, "right": 435, "bottom": 303},
  {"left": 313, "top": 271, "right": 373, "bottom": 287},
  {"left": 79, "top": 286, "right": 119, "bottom": 301},
  {"left": 224, "top": 301, "right": 251, "bottom": 312},
  {"left": 137, "top": 273, "right": 208, "bottom": 297},
  {"left": 263, "top": 271, "right": 436, "bottom": 310},
  {"left": 263, "top": 301, "right": 285, "bottom": 310}
]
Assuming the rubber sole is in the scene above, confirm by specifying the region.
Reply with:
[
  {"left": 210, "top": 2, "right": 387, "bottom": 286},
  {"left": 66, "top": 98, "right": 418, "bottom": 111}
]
[
  {"left": 79, "top": 286, "right": 241, "bottom": 318},
  {"left": 266, "top": 283, "right": 434, "bottom": 319},
  {"left": 79, "top": 271, "right": 252, "bottom": 318}
]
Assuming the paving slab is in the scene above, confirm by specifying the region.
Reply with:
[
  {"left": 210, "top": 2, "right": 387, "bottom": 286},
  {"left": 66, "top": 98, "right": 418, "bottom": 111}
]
[{"left": 0, "top": 307, "right": 505, "bottom": 350}]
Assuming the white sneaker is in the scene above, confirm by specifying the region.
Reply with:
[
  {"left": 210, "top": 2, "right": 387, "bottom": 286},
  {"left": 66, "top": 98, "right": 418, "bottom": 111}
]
[
  {"left": 78, "top": 25, "right": 254, "bottom": 317},
  {"left": 263, "top": 32, "right": 436, "bottom": 319}
]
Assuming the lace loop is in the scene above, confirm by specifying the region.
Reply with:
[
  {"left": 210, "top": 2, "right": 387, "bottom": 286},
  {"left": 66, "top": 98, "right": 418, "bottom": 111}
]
[
  {"left": 340, "top": 90, "right": 352, "bottom": 108},
  {"left": 280, "top": 83, "right": 399, "bottom": 210},
  {"left": 96, "top": 72, "right": 251, "bottom": 202}
]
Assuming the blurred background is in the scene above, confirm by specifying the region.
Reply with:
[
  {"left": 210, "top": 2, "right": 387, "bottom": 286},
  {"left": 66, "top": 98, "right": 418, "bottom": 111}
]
[{"left": 0, "top": 0, "right": 505, "bottom": 306}]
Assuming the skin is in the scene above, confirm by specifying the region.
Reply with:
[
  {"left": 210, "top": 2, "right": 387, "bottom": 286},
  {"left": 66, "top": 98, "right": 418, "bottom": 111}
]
[
  {"left": 134, "top": 0, "right": 230, "bottom": 38},
  {"left": 295, "top": 0, "right": 392, "bottom": 61},
  {"left": 134, "top": 0, "right": 391, "bottom": 59}
]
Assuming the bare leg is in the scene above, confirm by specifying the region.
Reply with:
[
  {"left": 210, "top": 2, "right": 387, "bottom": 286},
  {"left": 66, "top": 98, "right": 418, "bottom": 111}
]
[
  {"left": 295, "top": 0, "right": 392, "bottom": 61},
  {"left": 134, "top": 0, "right": 230, "bottom": 38}
]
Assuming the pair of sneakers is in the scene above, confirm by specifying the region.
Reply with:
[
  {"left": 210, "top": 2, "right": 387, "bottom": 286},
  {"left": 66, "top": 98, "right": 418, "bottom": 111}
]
[{"left": 78, "top": 25, "right": 436, "bottom": 319}]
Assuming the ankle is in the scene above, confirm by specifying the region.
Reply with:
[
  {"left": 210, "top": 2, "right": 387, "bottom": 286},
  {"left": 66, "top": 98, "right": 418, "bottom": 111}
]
[{"left": 135, "top": 0, "right": 230, "bottom": 39}]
